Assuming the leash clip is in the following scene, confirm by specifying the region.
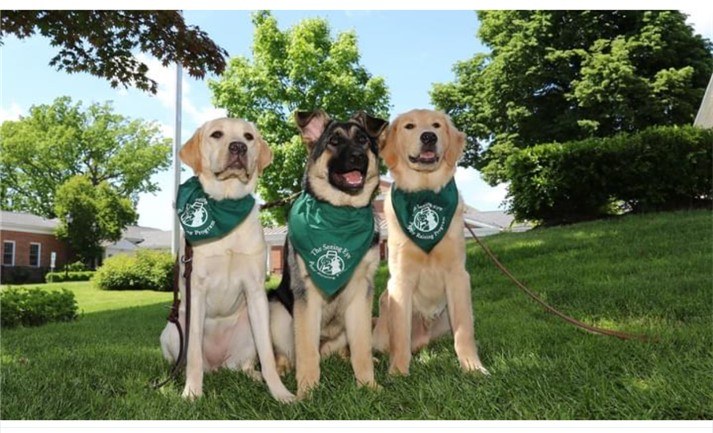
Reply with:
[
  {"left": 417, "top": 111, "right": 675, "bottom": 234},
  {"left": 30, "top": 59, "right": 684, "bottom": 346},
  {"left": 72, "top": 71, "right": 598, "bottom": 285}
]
[{"left": 180, "top": 255, "right": 193, "bottom": 264}]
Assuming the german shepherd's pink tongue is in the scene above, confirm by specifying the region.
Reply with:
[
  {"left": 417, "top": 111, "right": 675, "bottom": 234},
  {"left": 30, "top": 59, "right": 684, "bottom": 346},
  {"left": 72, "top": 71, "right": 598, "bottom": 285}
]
[{"left": 342, "top": 170, "right": 364, "bottom": 186}]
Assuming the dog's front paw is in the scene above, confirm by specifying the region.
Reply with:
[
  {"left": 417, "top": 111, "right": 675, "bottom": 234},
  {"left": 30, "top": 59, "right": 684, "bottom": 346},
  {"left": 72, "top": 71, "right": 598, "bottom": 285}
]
[
  {"left": 358, "top": 379, "right": 382, "bottom": 392},
  {"left": 296, "top": 377, "right": 319, "bottom": 401},
  {"left": 388, "top": 358, "right": 410, "bottom": 376},
  {"left": 461, "top": 358, "right": 490, "bottom": 375},
  {"left": 272, "top": 388, "right": 296, "bottom": 404},
  {"left": 182, "top": 385, "right": 202, "bottom": 401}
]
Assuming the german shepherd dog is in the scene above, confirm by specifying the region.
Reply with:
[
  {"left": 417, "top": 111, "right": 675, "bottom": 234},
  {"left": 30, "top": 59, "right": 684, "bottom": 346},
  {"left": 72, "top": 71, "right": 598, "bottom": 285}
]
[{"left": 268, "top": 110, "right": 388, "bottom": 399}]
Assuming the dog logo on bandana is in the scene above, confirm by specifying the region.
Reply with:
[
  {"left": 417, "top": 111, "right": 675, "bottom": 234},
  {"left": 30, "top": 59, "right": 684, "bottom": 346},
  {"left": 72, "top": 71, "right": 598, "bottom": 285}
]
[
  {"left": 412, "top": 204, "right": 440, "bottom": 233},
  {"left": 316, "top": 250, "right": 345, "bottom": 277},
  {"left": 180, "top": 198, "right": 209, "bottom": 228}
]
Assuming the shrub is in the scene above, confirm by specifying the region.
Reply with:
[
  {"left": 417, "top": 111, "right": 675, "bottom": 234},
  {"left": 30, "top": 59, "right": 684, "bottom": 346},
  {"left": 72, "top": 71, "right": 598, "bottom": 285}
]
[
  {"left": 0, "top": 266, "right": 38, "bottom": 284},
  {"left": 0, "top": 287, "right": 78, "bottom": 328},
  {"left": 505, "top": 125, "right": 713, "bottom": 225},
  {"left": 62, "top": 261, "right": 88, "bottom": 272},
  {"left": 94, "top": 250, "right": 174, "bottom": 291},
  {"left": 45, "top": 271, "right": 95, "bottom": 283}
]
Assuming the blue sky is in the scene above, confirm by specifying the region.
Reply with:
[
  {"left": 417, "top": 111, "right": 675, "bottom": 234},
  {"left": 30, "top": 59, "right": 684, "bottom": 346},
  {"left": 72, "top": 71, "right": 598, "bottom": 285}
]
[{"left": 2, "top": 9, "right": 711, "bottom": 230}]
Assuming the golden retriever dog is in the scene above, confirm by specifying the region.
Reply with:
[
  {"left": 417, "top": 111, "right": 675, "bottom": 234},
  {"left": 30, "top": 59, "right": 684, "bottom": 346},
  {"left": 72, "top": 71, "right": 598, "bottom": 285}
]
[
  {"left": 159, "top": 118, "right": 294, "bottom": 402},
  {"left": 372, "top": 109, "right": 489, "bottom": 376},
  {"left": 268, "top": 110, "right": 388, "bottom": 399}
]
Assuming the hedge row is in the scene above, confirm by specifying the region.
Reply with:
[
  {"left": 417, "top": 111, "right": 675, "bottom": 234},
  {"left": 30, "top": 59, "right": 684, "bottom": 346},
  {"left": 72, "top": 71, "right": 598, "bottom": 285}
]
[
  {"left": 0, "top": 287, "right": 78, "bottom": 328},
  {"left": 505, "top": 125, "right": 713, "bottom": 225},
  {"left": 45, "top": 271, "right": 95, "bottom": 283},
  {"left": 93, "top": 250, "right": 174, "bottom": 291}
]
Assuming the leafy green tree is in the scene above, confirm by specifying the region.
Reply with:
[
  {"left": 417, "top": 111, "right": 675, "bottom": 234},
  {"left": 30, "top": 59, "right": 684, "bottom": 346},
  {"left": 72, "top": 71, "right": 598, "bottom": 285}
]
[
  {"left": 431, "top": 10, "right": 713, "bottom": 184},
  {"left": 210, "top": 11, "right": 390, "bottom": 224},
  {"left": 54, "top": 176, "right": 137, "bottom": 266},
  {"left": 0, "top": 10, "right": 228, "bottom": 94},
  {"left": 0, "top": 96, "right": 171, "bottom": 218}
]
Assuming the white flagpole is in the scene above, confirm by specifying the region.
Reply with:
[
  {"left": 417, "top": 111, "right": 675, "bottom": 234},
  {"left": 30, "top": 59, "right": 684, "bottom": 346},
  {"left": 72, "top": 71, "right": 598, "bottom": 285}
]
[{"left": 171, "top": 37, "right": 183, "bottom": 256}]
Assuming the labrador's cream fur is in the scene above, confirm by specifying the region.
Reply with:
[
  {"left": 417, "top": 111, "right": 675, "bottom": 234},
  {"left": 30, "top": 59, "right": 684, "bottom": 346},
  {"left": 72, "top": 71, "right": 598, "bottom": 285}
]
[
  {"left": 372, "top": 109, "right": 489, "bottom": 376},
  {"left": 159, "top": 118, "right": 294, "bottom": 402}
]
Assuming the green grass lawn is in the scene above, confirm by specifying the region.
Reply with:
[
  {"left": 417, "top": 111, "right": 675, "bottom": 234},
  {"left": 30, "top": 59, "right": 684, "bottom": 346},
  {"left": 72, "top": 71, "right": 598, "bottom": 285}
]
[
  {"left": 1, "top": 209, "right": 711, "bottom": 419},
  {"left": 1, "top": 281, "right": 172, "bottom": 315}
]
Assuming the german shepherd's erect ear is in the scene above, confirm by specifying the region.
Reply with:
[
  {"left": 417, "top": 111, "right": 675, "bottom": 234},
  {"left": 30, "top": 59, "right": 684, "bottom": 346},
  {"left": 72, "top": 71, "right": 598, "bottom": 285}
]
[
  {"left": 351, "top": 111, "right": 389, "bottom": 140},
  {"left": 295, "top": 110, "right": 330, "bottom": 149}
]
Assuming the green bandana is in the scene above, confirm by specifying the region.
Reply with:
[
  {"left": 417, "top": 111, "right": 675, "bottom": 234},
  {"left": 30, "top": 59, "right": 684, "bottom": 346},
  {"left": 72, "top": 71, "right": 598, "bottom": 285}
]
[
  {"left": 176, "top": 176, "right": 256, "bottom": 242},
  {"left": 390, "top": 178, "right": 459, "bottom": 253},
  {"left": 288, "top": 192, "right": 375, "bottom": 297}
]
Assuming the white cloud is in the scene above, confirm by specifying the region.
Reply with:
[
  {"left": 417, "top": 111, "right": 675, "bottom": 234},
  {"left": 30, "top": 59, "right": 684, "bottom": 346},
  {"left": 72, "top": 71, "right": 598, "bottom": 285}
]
[
  {"left": 133, "top": 53, "right": 226, "bottom": 129},
  {"left": 456, "top": 167, "right": 509, "bottom": 211},
  {"left": 0, "top": 102, "right": 24, "bottom": 122},
  {"left": 184, "top": 101, "right": 228, "bottom": 126},
  {"left": 682, "top": 9, "right": 713, "bottom": 39}
]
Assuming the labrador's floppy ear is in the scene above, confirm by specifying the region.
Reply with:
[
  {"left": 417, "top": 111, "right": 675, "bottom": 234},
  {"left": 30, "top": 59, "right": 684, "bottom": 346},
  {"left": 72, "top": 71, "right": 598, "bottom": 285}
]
[
  {"left": 351, "top": 111, "right": 389, "bottom": 139},
  {"left": 255, "top": 131, "right": 273, "bottom": 174},
  {"left": 443, "top": 114, "right": 465, "bottom": 168},
  {"left": 295, "top": 110, "right": 330, "bottom": 149},
  {"left": 179, "top": 124, "right": 204, "bottom": 173}
]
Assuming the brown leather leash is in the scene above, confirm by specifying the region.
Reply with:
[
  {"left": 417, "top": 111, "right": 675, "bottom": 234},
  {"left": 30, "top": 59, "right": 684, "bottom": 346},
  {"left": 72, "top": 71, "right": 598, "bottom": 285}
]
[
  {"left": 151, "top": 242, "right": 193, "bottom": 389},
  {"left": 465, "top": 223, "right": 654, "bottom": 342}
]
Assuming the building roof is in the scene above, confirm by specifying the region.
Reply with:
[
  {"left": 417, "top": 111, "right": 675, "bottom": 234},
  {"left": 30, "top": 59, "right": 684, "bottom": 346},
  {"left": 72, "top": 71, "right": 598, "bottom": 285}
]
[
  {"left": 694, "top": 73, "right": 713, "bottom": 128},
  {"left": 0, "top": 211, "right": 59, "bottom": 234},
  {"left": 106, "top": 238, "right": 138, "bottom": 252},
  {"left": 136, "top": 229, "right": 172, "bottom": 250}
]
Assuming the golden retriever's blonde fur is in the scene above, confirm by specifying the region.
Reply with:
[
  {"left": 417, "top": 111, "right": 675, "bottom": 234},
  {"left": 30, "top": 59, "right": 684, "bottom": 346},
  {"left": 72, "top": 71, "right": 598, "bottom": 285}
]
[
  {"left": 160, "top": 118, "right": 294, "bottom": 402},
  {"left": 372, "top": 109, "right": 489, "bottom": 376}
]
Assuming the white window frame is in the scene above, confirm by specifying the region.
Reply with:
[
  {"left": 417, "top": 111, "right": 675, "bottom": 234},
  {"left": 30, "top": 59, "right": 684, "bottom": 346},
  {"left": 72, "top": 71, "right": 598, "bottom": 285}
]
[
  {"left": 3, "top": 240, "right": 16, "bottom": 266},
  {"left": 29, "top": 242, "right": 41, "bottom": 268}
]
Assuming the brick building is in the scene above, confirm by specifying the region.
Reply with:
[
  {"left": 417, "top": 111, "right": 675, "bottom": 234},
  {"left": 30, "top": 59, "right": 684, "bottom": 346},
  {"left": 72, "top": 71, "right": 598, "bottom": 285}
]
[
  {"left": 0, "top": 211, "right": 173, "bottom": 284},
  {"left": 0, "top": 211, "right": 72, "bottom": 284}
]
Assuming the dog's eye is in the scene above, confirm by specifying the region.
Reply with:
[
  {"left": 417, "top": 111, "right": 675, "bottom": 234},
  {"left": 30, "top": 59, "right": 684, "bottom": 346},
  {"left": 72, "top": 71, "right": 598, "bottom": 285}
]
[
  {"left": 210, "top": 130, "right": 223, "bottom": 139},
  {"left": 432, "top": 122, "right": 441, "bottom": 128},
  {"left": 404, "top": 123, "right": 415, "bottom": 130},
  {"left": 356, "top": 133, "right": 368, "bottom": 145},
  {"left": 329, "top": 136, "right": 340, "bottom": 146},
  {"left": 244, "top": 132, "right": 254, "bottom": 141}
]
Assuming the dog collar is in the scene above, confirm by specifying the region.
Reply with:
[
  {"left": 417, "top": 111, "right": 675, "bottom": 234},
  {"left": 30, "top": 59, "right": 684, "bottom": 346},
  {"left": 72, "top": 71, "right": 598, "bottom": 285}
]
[
  {"left": 390, "top": 178, "right": 459, "bottom": 253},
  {"left": 288, "top": 192, "right": 375, "bottom": 297},
  {"left": 176, "top": 176, "right": 256, "bottom": 242}
]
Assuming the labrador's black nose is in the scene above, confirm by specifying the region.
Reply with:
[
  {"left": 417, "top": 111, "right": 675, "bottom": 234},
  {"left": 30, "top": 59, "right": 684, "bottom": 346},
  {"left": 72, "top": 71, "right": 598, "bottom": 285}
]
[{"left": 229, "top": 141, "right": 247, "bottom": 155}]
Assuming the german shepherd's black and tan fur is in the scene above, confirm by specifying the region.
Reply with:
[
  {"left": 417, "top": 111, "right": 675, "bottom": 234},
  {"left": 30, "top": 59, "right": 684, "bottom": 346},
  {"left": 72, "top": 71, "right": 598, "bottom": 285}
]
[{"left": 268, "top": 110, "right": 388, "bottom": 399}]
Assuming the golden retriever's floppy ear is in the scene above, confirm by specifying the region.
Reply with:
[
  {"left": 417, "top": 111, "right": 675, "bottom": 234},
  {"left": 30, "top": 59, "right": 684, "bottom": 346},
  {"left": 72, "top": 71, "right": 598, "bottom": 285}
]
[
  {"left": 295, "top": 110, "right": 330, "bottom": 148},
  {"left": 444, "top": 114, "right": 466, "bottom": 167},
  {"left": 179, "top": 125, "right": 204, "bottom": 174},
  {"left": 351, "top": 111, "right": 389, "bottom": 139},
  {"left": 379, "top": 122, "right": 399, "bottom": 169},
  {"left": 256, "top": 132, "right": 273, "bottom": 174}
]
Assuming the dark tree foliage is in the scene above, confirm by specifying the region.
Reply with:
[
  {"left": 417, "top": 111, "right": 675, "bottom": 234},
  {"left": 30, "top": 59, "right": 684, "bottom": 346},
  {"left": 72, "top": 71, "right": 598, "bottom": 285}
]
[
  {"left": 0, "top": 10, "right": 228, "bottom": 94},
  {"left": 432, "top": 11, "right": 713, "bottom": 184}
]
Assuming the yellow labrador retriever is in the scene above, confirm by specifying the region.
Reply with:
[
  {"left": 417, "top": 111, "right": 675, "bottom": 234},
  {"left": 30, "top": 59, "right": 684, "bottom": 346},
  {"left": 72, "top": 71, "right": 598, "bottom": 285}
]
[
  {"left": 372, "top": 109, "right": 489, "bottom": 376},
  {"left": 159, "top": 118, "right": 294, "bottom": 402}
]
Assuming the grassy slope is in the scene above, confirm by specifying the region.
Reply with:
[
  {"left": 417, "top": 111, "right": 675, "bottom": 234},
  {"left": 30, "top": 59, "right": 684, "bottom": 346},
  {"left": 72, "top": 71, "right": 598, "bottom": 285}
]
[{"left": 1, "top": 210, "right": 711, "bottom": 420}]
